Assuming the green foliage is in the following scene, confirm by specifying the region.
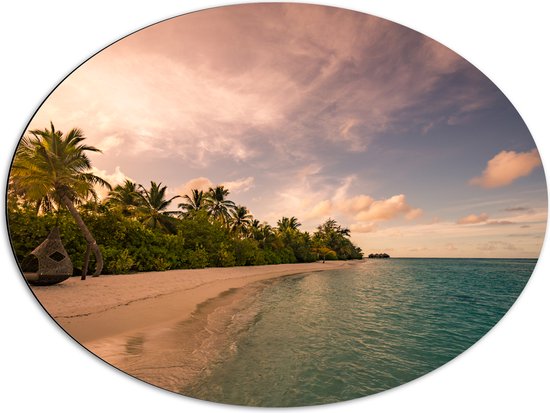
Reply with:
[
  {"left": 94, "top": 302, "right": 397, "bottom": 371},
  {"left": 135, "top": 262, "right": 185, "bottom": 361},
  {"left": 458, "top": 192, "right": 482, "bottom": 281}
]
[
  {"left": 186, "top": 247, "right": 209, "bottom": 269},
  {"left": 313, "top": 218, "right": 363, "bottom": 260},
  {"left": 8, "top": 122, "right": 364, "bottom": 279},
  {"left": 105, "top": 248, "right": 134, "bottom": 274},
  {"left": 8, "top": 188, "right": 363, "bottom": 276},
  {"left": 325, "top": 250, "right": 338, "bottom": 260},
  {"left": 233, "top": 238, "right": 261, "bottom": 266},
  {"left": 216, "top": 243, "right": 236, "bottom": 267}
]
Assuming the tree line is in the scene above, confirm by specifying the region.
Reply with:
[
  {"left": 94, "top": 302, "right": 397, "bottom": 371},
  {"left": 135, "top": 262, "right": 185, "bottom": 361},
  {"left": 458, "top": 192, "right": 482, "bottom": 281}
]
[{"left": 8, "top": 123, "right": 363, "bottom": 276}]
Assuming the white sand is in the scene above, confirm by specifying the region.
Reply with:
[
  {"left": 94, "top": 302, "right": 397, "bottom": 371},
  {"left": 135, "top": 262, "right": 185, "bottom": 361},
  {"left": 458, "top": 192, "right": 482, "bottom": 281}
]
[{"left": 31, "top": 261, "right": 360, "bottom": 344}]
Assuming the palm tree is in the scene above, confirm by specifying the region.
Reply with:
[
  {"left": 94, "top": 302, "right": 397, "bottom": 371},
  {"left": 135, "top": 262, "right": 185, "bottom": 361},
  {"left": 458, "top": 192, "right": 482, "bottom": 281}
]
[
  {"left": 204, "top": 185, "right": 236, "bottom": 223},
  {"left": 229, "top": 205, "right": 253, "bottom": 237},
  {"left": 10, "top": 122, "right": 111, "bottom": 276},
  {"left": 107, "top": 179, "right": 142, "bottom": 216},
  {"left": 339, "top": 227, "right": 351, "bottom": 237},
  {"left": 178, "top": 188, "right": 205, "bottom": 216},
  {"left": 136, "top": 181, "right": 180, "bottom": 233},
  {"left": 249, "top": 219, "right": 261, "bottom": 239},
  {"left": 251, "top": 221, "right": 275, "bottom": 248},
  {"left": 313, "top": 218, "right": 355, "bottom": 260},
  {"left": 316, "top": 218, "right": 350, "bottom": 237},
  {"left": 277, "top": 216, "right": 301, "bottom": 233}
]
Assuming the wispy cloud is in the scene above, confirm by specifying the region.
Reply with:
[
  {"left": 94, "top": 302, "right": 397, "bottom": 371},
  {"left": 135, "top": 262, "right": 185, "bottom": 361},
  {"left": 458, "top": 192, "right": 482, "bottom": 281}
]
[
  {"left": 485, "top": 220, "right": 515, "bottom": 226},
  {"left": 477, "top": 241, "right": 518, "bottom": 252},
  {"left": 349, "top": 222, "right": 378, "bottom": 233},
  {"left": 503, "top": 206, "right": 532, "bottom": 213},
  {"left": 222, "top": 176, "right": 255, "bottom": 193},
  {"left": 264, "top": 171, "right": 422, "bottom": 232},
  {"left": 457, "top": 213, "right": 489, "bottom": 225},
  {"left": 30, "top": 3, "right": 497, "bottom": 170},
  {"left": 20, "top": 3, "right": 544, "bottom": 258}
]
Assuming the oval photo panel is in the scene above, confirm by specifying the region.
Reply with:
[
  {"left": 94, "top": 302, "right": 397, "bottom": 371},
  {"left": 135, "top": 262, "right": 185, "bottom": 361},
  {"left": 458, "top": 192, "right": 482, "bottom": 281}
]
[{"left": 7, "top": 3, "right": 547, "bottom": 407}]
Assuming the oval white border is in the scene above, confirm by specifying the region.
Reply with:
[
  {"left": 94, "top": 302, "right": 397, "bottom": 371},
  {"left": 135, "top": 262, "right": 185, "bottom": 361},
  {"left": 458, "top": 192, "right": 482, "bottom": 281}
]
[{"left": 2, "top": 1, "right": 548, "bottom": 412}]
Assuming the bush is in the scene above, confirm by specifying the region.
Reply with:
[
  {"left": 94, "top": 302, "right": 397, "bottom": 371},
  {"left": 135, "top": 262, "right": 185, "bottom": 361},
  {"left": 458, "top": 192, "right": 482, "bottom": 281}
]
[
  {"left": 7, "top": 206, "right": 363, "bottom": 275},
  {"left": 186, "top": 247, "right": 209, "bottom": 269},
  {"left": 216, "top": 243, "right": 236, "bottom": 267},
  {"left": 105, "top": 248, "right": 134, "bottom": 274},
  {"left": 325, "top": 250, "right": 338, "bottom": 260}
]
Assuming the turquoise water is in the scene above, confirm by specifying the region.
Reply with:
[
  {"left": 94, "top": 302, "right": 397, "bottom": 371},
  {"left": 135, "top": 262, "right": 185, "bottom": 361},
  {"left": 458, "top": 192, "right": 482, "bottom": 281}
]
[{"left": 180, "top": 258, "right": 535, "bottom": 407}]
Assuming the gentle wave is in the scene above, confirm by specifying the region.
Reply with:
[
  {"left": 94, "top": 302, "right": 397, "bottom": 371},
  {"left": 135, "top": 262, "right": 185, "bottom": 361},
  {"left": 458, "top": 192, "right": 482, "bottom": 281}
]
[{"left": 181, "top": 258, "right": 534, "bottom": 406}]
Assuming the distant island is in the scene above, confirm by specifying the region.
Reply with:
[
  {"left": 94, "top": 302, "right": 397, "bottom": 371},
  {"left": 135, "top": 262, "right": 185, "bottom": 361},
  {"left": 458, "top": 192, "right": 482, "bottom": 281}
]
[{"left": 368, "top": 253, "right": 390, "bottom": 259}]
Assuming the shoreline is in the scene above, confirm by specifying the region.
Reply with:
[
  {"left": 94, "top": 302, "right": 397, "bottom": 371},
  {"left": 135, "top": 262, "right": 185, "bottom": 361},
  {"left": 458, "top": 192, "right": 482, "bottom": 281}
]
[{"left": 31, "top": 260, "right": 362, "bottom": 345}]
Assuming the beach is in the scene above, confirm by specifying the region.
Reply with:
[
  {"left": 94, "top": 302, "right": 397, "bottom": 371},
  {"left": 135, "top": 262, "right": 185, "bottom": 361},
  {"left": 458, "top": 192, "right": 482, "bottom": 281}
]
[
  {"left": 31, "top": 261, "right": 358, "bottom": 345},
  {"left": 30, "top": 261, "right": 361, "bottom": 394},
  {"left": 28, "top": 258, "right": 535, "bottom": 404}
]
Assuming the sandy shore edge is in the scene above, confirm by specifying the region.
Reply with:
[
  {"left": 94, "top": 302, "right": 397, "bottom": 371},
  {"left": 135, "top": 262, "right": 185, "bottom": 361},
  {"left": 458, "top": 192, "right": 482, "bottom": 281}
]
[{"left": 31, "top": 260, "right": 362, "bottom": 344}]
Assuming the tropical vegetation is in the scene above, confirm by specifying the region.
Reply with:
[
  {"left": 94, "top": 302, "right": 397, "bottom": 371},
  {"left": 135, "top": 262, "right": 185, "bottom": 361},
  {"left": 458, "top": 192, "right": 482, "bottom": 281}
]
[
  {"left": 9, "top": 123, "right": 111, "bottom": 276},
  {"left": 8, "top": 124, "right": 363, "bottom": 277}
]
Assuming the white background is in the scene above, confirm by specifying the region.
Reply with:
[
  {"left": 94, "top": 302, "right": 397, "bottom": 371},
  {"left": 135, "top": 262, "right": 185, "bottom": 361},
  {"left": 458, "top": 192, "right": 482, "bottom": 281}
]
[{"left": 0, "top": 1, "right": 548, "bottom": 412}]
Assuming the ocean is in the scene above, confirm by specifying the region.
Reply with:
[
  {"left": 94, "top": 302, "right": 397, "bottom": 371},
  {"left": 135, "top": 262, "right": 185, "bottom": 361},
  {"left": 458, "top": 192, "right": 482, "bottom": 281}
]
[
  {"left": 111, "top": 258, "right": 536, "bottom": 407},
  {"left": 181, "top": 258, "right": 535, "bottom": 406}
]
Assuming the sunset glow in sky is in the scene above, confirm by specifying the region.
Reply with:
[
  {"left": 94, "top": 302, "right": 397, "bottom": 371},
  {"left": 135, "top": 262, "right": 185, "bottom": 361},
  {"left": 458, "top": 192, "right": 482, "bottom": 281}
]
[{"left": 27, "top": 3, "right": 547, "bottom": 258}]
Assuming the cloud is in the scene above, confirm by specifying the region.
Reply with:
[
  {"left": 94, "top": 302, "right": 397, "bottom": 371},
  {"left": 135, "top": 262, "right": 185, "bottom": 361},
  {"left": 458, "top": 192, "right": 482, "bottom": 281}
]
[
  {"left": 445, "top": 243, "right": 458, "bottom": 251},
  {"left": 292, "top": 174, "right": 423, "bottom": 225},
  {"left": 485, "top": 220, "right": 515, "bottom": 226},
  {"left": 409, "top": 247, "right": 429, "bottom": 252},
  {"left": 29, "top": 2, "right": 496, "bottom": 172},
  {"left": 338, "top": 194, "right": 375, "bottom": 214},
  {"left": 337, "top": 118, "right": 368, "bottom": 152},
  {"left": 349, "top": 222, "right": 378, "bottom": 233},
  {"left": 457, "top": 213, "right": 489, "bottom": 225},
  {"left": 89, "top": 166, "right": 132, "bottom": 199},
  {"left": 175, "top": 176, "right": 255, "bottom": 197},
  {"left": 354, "top": 194, "right": 422, "bottom": 222},
  {"left": 406, "top": 208, "right": 424, "bottom": 220},
  {"left": 222, "top": 176, "right": 255, "bottom": 193},
  {"left": 504, "top": 206, "right": 530, "bottom": 212},
  {"left": 306, "top": 199, "right": 333, "bottom": 220},
  {"left": 175, "top": 177, "right": 213, "bottom": 197},
  {"left": 96, "top": 134, "right": 123, "bottom": 152},
  {"left": 470, "top": 149, "right": 542, "bottom": 188},
  {"left": 265, "top": 173, "right": 422, "bottom": 231},
  {"left": 477, "top": 241, "right": 518, "bottom": 251}
]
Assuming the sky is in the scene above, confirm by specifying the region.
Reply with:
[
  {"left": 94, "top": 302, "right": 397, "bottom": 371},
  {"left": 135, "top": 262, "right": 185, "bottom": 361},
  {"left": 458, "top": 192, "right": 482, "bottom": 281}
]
[{"left": 25, "top": 3, "right": 547, "bottom": 258}]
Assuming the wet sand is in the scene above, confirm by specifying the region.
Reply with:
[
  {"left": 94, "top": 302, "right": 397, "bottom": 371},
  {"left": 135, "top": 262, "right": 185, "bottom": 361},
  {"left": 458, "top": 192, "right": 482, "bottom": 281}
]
[
  {"left": 30, "top": 261, "right": 361, "bottom": 393},
  {"left": 31, "top": 261, "right": 359, "bottom": 345}
]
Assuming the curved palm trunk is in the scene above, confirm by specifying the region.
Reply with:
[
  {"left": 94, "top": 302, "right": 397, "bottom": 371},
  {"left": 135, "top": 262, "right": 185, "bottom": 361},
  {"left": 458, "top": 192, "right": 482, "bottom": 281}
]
[{"left": 61, "top": 195, "right": 103, "bottom": 277}]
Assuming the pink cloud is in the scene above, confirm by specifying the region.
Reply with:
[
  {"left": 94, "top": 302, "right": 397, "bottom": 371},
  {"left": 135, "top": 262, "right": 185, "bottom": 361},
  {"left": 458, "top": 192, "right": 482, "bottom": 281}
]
[
  {"left": 457, "top": 213, "right": 489, "bottom": 225},
  {"left": 175, "top": 177, "right": 213, "bottom": 197},
  {"left": 470, "top": 149, "right": 542, "bottom": 188},
  {"left": 338, "top": 194, "right": 375, "bottom": 214},
  {"left": 175, "top": 176, "right": 254, "bottom": 198},
  {"left": 89, "top": 166, "right": 132, "bottom": 199},
  {"left": 305, "top": 199, "right": 333, "bottom": 220},
  {"left": 28, "top": 2, "right": 484, "bottom": 170},
  {"left": 329, "top": 178, "right": 423, "bottom": 224},
  {"left": 349, "top": 222, "right": 378, "bottom": 233},
  {"left": 485, "top": 220, "right": 515, "bottom": 226},
  {"left": 477, "top": 241, "right": 518, "bottom": 251},
  {"left": 354, "top": 194, "right": 422, "bottom": 222},
  {"left": 406, "top": 208, "right": 424, "bottom": 220},
  {"left": 222, "top": 176, "right": 255, "bottom": 193}
]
